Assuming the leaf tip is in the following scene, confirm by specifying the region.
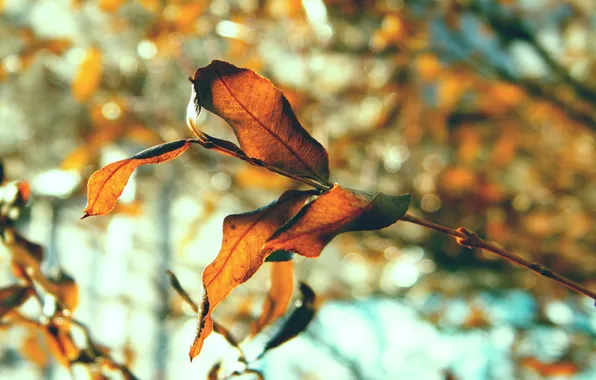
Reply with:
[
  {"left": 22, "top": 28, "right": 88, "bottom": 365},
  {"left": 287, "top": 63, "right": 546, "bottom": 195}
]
[{"left": 80, "top": 213, "right": 91, "bottom": 220}]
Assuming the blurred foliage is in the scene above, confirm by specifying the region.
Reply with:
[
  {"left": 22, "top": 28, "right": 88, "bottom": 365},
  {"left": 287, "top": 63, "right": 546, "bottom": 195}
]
[{"left": 1, "top": 0, "right": 596, "bottom": 379}]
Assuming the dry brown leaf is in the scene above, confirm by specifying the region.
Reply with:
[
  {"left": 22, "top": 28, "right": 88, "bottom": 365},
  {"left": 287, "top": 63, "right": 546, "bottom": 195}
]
[
  {"left": 189, "top": 190, "right": 315, "bottom": 360},
  {"left": 83, "top": 140, "right": 191, "bottom": 217},
  {"left": 263, "top": 184, "right": 410, "bottom": 258},
  {"left": 0, "top": 285, "right": 34, "bottom": 318},
  {"left": 3, "top": 228, "right": 44, "bottom": 281},
  {"left": 44, "top": 321, "right": 79, "bottom": 367},
  {"left": 46, "top": 270, "right": 79, "bottom": 312},
  {"left": 190, "top": 60, "right": 330, "bottom": 183},
  {"left": 251, "top": 261, "right": 294, "bottom": 336}
]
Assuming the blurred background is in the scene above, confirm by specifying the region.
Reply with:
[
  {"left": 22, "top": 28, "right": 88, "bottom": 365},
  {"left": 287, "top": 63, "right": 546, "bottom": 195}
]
[{"left": 1, "top": 0, "right": 596, "bottom": 379}]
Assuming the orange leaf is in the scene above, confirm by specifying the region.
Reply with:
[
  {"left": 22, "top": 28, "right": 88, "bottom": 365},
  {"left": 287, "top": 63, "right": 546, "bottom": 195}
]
[
  {"left": 99, "top": 0, "right": 125, "bottom": 13},
  {"left": 20, "top": 329, "right": 49, "bottom": 367},
  {"left": 190, "top": 60, "right": 330, "bottom": 183},
  {"left": 3, "top": 228, "right": 44, "bottom": 281},
  {"left": 83, "top": 140, "right": 191, "bottom": 217},
  {"left": 263, "top": 184, "right": 410, "bottom": 258},
  {"left": 44, "top": 321, "right": 79, "bottom": 367},
  {"left": 46, "top": 270, "right": 79, "bottom": 312},
  {"left": 0, "top": 285, "right": 34, "bottom": 318},
  {"left": 72, "top": 47, "right": 103, "bottom": 103},
  {"left": 521, "top": 357, "right": 579, "bottom": 377},
  {"left": 189, "top": 190, "right": 315, "bottom": 360},
  {"left": 251, "top": 261, "right": 294, "bottom": 336}
]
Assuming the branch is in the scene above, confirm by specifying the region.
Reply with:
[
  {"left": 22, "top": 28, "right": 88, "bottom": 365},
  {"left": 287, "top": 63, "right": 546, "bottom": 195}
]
[{"left": 400, "top": 213, "right": 596, "bottom": 303}]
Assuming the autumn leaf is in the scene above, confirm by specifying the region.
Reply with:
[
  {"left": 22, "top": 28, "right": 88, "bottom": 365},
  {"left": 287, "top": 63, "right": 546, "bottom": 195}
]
[
  {"left": 20, "top": 329, "right": 49, "bottom": 367},
  {"left": 2, "top": 228, "right": 44, "bottom": 281},
  {"left": 251, "top": 261, "right": 294, "bottom": 336},
  {"left": 99, "top": 0, "right": 125, "bottom": 13},
  {"left": 263, "top": 184, "right": 410, "bottom": 258},
  {"left": 83, "top": 140, "right": 191, "bottom": 218},
  {"left": 0, "top": 285, "right": 34, "bottom": 318},
  {"left": 43, "top": 321, "right": 80, "bottom": 367},
  {"left": 189, "top": 189, "right": 315, "bottom": 360},
  {"left": 259, "top": 282, "right": 315, "bottom": 357},
  {"left": 46, "top": 270, "right": 79, "bottom": 312},
  {"left": 72, "top": 47, "right": 103, "bottom": 103},
  {"left": 190, "top": 60, "right": 330, "bottom": 183},
  {"left": 0, "top": 180, "right": 31, "bottom": 224},
  {"left": 521, "top": 357, "right": 580, "bottom": 377}
]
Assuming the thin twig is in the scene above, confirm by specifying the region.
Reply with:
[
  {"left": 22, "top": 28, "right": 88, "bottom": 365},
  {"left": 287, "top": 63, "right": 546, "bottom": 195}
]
[
  {"left": 188, "top": 137, "right": 332, "bottom": 192},
  {"left": 400, "top": 213, "right": 596, "bottom": 303}
]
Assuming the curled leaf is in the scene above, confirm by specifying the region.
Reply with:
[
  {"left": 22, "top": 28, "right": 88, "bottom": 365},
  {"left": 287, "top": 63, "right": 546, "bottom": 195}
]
[
  {"left": 264, "top": 184, "right": 411, "bottom": 258},
  {"left": 83, "top": 140, "right": 191, "bottom": 218},
  {"left": 264, "top": 250, "right": 294, "bottom": 262},
  {"left": 43, "top": 321, "right": 80, "bottom": 367},
  {"left": 2, "top": 228, "right": 44, "bottom": 281},
  {"left": 190, "top": 60, "right": 330, "bottom": 183},
  {"left": 189, "top": 190, "right": 315, "bottom": 360},
  {"left": 0, "top": 285, "right": 34, "bottom": 318},
  {"left": 251, "top": 261, "right": 294, "bottom": 336},
  {"left": 260, "top": 282, "right": 315, "bottom": 355},
  {"left": 46, "top": 270, "right": 79, "bottom": 312}
]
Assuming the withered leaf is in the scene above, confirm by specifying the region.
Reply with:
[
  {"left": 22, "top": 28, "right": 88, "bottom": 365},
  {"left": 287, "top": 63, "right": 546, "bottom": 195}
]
[
  {"left": 189, "top": 190, "right": 315, "bottom": 360},
  {"left": 260, "top": 282, "right": 315, "bottom": 355},
  {"left": 46, "top": 270, "right": 79, "bottom": 312},
  {"left": 44, "top": 321, "right": 80, "bottom": 367},
  {"left": 263, "top": 184, "right": 411, "bottom": 258},
  {"left": 251, "top": 261, "right": 294, "bottom": 336},
  {"left": 0, "top": 285, "right": 34, "bottom": 318},
  {"left": 2, "top": 228, "right": 44, "bottom": 281},
  {"left": 190, "top": 60, "right": 330, "bottom": 183},
  {"left": 83, "top": 140, "right": 191, "bottom": 218}
]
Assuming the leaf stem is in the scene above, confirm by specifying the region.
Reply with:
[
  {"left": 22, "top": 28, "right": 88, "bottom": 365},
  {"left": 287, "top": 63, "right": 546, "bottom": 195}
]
[{"left": 400, "top": 213, "right": 596, "bottom": 302}]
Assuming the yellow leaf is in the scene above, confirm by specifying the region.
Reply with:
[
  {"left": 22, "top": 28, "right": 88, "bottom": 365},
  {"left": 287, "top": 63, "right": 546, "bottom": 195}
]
[
  {"left": 99, "top": 0, "right": 125, "bottom": 13},
  {"left": 72, "top": 47, "right": 103, "bottom": 103},
  {"left": 251, "top": 261, "right": 294, "bottom": 336},
  {"left": 417, "top": 53, "right": 442, "bottom": 81}
]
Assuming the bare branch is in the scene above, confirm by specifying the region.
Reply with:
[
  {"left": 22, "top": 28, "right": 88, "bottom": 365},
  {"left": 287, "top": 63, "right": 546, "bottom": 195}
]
[{"left": 400, "top": 213, "right": 596, "bottom": 303}]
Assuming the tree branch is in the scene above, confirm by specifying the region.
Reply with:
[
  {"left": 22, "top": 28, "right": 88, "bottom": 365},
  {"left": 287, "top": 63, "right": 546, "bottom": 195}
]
[{"left": 400, "top": 213, "right": 596, "bottom": 303}]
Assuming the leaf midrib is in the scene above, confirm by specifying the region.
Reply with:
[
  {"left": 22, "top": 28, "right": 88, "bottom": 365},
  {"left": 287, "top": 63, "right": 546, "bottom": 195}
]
[
  {"left": 87, "top": 159, "right": 130, "bottom": 212},
  {"left": 203, "top": 194, "right": 303, "bottom": 288},
  {"left": 213, "top": 67, "right": 325, "bottom": 182},
  {"left": 270, "top": 196, "right": 376, "bottom": 244}
]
